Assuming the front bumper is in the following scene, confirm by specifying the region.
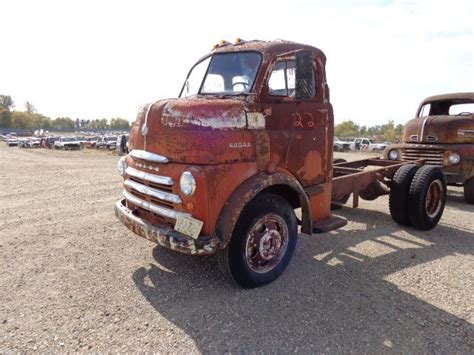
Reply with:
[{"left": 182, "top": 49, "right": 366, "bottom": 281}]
[{"left": 114, "top": 199, "right": 219, "bottom": 255}]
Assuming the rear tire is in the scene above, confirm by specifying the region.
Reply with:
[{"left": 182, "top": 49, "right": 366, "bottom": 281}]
[
  {"left": 408, "top": 166, "right": 446, "bottom": 230},
  {"left": 217, "top": 194, "right": 297, "bottom": 288},
  {"left": 389, "top": 164, "right": 420, "bottom": 226},
  {"left": 464, "top": 177, "right": 474, "bottom": 204}
]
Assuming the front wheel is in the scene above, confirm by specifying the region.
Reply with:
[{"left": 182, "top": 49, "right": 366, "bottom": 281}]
[{"left": 217, "top": 194, "right": 297, "bottom": 288}]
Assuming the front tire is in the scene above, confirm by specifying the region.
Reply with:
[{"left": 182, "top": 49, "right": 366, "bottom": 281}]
[{"left": 217, "top": 194, "right": 297, "bottom": 288}]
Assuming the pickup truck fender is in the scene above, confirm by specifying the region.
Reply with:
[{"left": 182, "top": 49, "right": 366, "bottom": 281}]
[{"left": 214, "top": 171, "right": 312, "bottom": 247}]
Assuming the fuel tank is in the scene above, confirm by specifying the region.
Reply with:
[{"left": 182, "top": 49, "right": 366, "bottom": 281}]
[
  {"left": 129, "top": 97, "right": 266, "bottom": 164},
  {"left": 403, "top": 114, "right": 474, "bottom": 144}
]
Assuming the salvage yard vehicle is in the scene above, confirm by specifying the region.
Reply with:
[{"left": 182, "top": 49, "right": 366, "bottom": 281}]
[
  {"left": 115, "top": 39, "right": 447, "bottom": 288},
  {"left": 44, "top": 136, "right": 59, "bottom": 149},
  {"left": 53, "top": 137, "right": 81, "bottom": 150},
  {"left": 23, "top": 137, "right": 41, "bottom": 148},
  {"left": 349, "top": 137, "right": 388, "bottom": 151},
  {"left": 81, "top": 137, "right": 98, "bottom": 148},
  {"left": 96, "top": 136, "right": 118, "bottom": 150},
  {"left": 383, "top": 92, "right": 474, "bottom": 203},
  {"left": 333, "top": 137, "right": 349, "bottom": 151},
  {"left": 5, "top": 138, "right": 19, "bottom": 147}
]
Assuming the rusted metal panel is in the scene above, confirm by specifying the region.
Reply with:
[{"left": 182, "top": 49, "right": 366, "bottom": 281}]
[
  {"left": 214, "top": 171, "right": 313, "bottom": 246},
  {"left": 384, "top": 93, "right": 473, "bottom": 186},
  {"left": 331, "top": 159, "right": 425, "bottom": 203},
  {"left": 384, "top": 143, "right": 473, "bottom": 184},
  {"left": 119, "top": 40, "right": 333, "bottom": 252},
  {"left": 115, "top": 200, "right": 219, "bottom": 255}
]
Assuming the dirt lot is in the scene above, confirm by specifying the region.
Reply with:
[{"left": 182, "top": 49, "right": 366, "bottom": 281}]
[{"left": 0, "top": 145, "right": 473, "bottom": 353}]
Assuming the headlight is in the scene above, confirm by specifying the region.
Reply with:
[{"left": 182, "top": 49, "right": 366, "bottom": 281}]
[
  {"left": 448, "top": 153, "right": 460, "bottom": 165},
  {"left": 388, "top": 149, "right": 400, "bottom": 160},
  {"left": 180, "top": 171, "right": 196, "bottom": 196},
  {"left": 118, "top": 156, "right": 128, "bottom": 176}
]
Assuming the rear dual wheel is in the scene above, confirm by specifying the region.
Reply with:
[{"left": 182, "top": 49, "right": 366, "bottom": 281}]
[{"left": 389, "top": 165, "right": 446, "bottom": 230}]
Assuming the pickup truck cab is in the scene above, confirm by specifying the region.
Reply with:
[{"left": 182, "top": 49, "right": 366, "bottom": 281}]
[{"left": 384, "top": 93, "right": 474, "bottom": 203}]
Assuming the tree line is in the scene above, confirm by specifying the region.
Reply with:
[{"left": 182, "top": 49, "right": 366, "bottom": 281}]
[
  {"left": 0, "top": 95, "right": 130, "bottom": 130},
  {"left": 335, "top": 120, "right": 404, "bottom": 142}
]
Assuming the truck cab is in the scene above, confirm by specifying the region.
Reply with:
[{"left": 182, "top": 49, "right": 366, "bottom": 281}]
[
  {"left": 383, "top": 93, "right": 474, "bottom": 203},
  {"left": 116, "top": 40, "right": 335, "bottom": 287}
]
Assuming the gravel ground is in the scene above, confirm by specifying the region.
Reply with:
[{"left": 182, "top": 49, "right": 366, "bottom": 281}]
[{"left": 0, "top": 145, "right": 473, "bottom": 353}]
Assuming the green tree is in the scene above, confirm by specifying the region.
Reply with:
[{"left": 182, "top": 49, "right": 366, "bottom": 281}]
[
  {"left": 52, "top": 117, "right": 75, "bottom": 129},
  {"left": 11, "top": 111, "right": 36, "bottom": 129},
  {"left": 110, "top": 118, "right": 130, "bottom": 129},
  {"left": 0, "top": 95, "right": 14, "bottom": 128},
  {"left": 334, "top": 120, "right": 360, "bottom": 137},
  {"left": 25, "top": 101, "right": 36, "bottom": 114},
  {"left": 0, "top": 95, "right": 14, "bottom": 110}
]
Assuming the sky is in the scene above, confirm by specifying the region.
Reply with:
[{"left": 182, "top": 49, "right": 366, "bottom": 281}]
[{"left": 1, "top": 0, "right": 472, "bottom": 126}]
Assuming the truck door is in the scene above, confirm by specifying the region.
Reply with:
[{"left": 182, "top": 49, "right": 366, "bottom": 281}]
[{"left": 262, "top": 52, "right": 329, "bottom": 186}]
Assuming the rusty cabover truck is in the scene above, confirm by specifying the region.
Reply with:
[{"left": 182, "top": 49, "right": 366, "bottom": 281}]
[
  {"left": 383, "top": 93, "right": 474, "bottom": 203},
  {"left": 115, "top": 40, "right": 447, "bottom": 288}
]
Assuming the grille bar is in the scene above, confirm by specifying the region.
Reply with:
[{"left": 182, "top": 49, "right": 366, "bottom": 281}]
[
  {"left": 124, "top": 179, "right": 182, "bottom": 204},
  {"left": 401, "top": 148, "right": 444, "bottom": 166},
  {"left": 130, "top": 150, "right": 169, "bottom": 163},
  {"left": 125, "top": 167, "right": 174, "bottom": 186},
  {"left": 123, "top": 190, "right": 189, "bottom": 220}
]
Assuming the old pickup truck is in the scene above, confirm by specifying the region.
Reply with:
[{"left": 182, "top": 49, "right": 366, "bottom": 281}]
[
  {"left": 383, "top": 93, "right": 474, "bottom": 203},
  {"left": 115, "top": 39, "right": 447, "bottom": 287}
]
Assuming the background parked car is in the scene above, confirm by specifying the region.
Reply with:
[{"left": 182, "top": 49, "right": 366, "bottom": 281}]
[
  {"left": 96, "top": 136, "right": 118, "bottom": 150},
  {"left": 349, "top": 138, "right": 388, "bottom": 151},
  {"left": 53, "top": 137, "right": 81, "bottom": 150},
  {"left": 333, "top": 137, "right": 350, "bottom": 151}
]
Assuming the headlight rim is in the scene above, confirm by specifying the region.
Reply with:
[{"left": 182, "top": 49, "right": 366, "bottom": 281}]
[
  {"left": 180, "top": 171, "right": 197, "bottom": 196},
  {"left": 388, "top": 149, "right": 400, "bottom": 160},
  {"left": 448, "top": 152, "right": 461, "bottom": 165},
  {"left": 118, "top": 156, "right": 128, "bottom": 176}
]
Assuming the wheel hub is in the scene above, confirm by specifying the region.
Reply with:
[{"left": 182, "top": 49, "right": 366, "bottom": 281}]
[
  {"left": 426, "top": 179, "right": 443, "bottom": 218},
  {"left": 258, "top": 230, "right": 282, "bottom": 260},
  {"left": 245, "top": 215, "right": 289, "bottom": 273}
]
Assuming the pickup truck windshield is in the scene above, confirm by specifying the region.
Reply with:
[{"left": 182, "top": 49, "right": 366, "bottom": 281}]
[{"left": 180, "top": 52, "right": 262, "bottom": 97}]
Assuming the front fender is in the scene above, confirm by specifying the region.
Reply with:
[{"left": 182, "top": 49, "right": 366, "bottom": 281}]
[{"left": 214, "top": 171, "right": 312, "bottom": 248}]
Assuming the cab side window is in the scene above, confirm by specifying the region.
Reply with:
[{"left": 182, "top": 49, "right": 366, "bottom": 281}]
[{"left": 268, "top": 60, "right": 296, "bottom": 97}]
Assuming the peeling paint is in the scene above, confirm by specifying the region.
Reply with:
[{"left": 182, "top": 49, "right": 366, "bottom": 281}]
[{"left": 246, "top": 112, "right": 266, "bottom": 129}]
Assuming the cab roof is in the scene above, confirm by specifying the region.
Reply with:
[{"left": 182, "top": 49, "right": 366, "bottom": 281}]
[
  {"left": 421, "top": 92, "right": 474, "bottom": 104},
  {"left": 210, "top": 39, "right": 326, "bottom": 61}
]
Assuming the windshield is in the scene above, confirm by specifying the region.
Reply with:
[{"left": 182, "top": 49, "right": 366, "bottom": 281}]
[
  {"left": 180, "top": 52, "right": 262, "bottom": 97},
  {"left": 61, "top": 137, "right": 76, "bottom": 142},
  {"left": 419, "top": 100, "right": 474, "bottom": 117}
]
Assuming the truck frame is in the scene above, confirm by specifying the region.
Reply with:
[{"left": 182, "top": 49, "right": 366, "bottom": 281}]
[{"left": 115, "top": 40, "right": 447, "bottom": 287}]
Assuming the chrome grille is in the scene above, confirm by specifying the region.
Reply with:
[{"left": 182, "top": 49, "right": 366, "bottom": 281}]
[
  {"left": 123, "top": 150, "right": 184, "bottom": 221},
  {"left": 401, "top": 148, "right": 444, "bottom": 166}
]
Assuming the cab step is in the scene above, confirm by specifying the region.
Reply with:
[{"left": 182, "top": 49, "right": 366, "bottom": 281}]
[{"left": 312, "top": 215, "right": 347, "bottom": 233}]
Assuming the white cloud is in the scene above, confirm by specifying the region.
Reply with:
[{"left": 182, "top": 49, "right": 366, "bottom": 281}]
[{"left": 0, "top": 0, "right": 472, "bottom": 126}]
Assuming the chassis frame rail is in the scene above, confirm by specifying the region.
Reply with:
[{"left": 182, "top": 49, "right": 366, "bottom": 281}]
[{"left": 332, "top": 158, "right": 425, "bottom": 208}]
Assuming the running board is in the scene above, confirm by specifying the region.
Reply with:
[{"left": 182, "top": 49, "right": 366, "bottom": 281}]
[{"left": 312, "top": 215, "right": 347, "bottom": 234}]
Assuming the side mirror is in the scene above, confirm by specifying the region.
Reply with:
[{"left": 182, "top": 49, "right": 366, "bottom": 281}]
[{"left": 295, "top": 51, "right": 315, "bottom": 100}]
